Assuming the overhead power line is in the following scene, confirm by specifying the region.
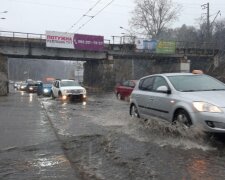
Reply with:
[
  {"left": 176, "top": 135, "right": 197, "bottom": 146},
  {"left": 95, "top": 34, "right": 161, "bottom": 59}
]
[
  {"left": 67, "top": 0, "right": 102, "bottom": 32},
  {"left": 75, "top": 0, "right": 115, "bottom": 33}
]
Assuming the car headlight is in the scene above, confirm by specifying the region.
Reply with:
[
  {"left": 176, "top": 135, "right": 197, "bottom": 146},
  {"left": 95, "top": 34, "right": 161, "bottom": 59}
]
[
  {"left": 29, "top": 87, "right": 33, "bottom": 90},
  {"left": 43, "top": 89, "right": 49, "bottom": 93},
  {"left": 193, "top": 102, "right": 222, "bottom": 113}
]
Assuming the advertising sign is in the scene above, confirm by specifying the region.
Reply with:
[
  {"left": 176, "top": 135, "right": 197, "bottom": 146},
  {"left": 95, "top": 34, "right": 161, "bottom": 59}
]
[
  {"left": 46, "top": 31, "right": 104, "bottom": 51},
  {"left": 46, "top": 31, "right": 74, "bottom": 49},
  {"left": 135, "top": 38, "right": 176, "bottom": 54},
  {"left": 156, "top": 41, "right": 176, "bottom": 54},
  {"left": 135, "top": 38, "right": 158, "bottom": 52},
  {"left": 74, "top": 34, "right": 104, "bottom": 51},
  {"left": 135, "top": 38, "right": 145, "bottom": 50}
]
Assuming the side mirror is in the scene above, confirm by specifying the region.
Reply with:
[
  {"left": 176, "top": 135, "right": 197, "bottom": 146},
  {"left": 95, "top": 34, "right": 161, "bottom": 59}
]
[{"left": 156, "top": 86, "right": 171, "bottom": 94}]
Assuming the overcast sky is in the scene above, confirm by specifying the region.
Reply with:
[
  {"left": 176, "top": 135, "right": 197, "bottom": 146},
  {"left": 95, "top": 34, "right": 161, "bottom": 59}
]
[{"left": 0, "top": 0, "right": 224, "bottom": 40}]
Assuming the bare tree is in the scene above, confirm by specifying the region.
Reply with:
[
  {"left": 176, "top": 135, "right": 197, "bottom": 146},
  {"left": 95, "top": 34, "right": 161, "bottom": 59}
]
[
  {"left": 213, "top": 19, "right": 225, "bottom": 49},
  {"left": 129, "top": 0, "right": 181, "bottom": 38}
]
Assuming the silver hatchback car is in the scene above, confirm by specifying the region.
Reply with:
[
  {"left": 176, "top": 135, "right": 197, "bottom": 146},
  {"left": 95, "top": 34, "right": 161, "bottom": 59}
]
[{"left": 130, "top": 73, "right": 225, "bottom": 133}]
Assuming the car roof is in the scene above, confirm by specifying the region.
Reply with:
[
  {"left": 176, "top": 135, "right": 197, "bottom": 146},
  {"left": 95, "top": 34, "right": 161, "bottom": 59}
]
[
  {"left": 162, "top": 73, "right": 195, "bottom": 77},
  {"left": 58, "top": 79, "right": 75, "bottom": 82},
  {"left": 140, "top": 73, "right": 203, "bottom": 80}
]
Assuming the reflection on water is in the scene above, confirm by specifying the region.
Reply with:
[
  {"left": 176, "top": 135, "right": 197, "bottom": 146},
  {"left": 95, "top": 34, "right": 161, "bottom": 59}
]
[
  {"left": 29, "top": 94, "right": 33, "bottom": 103},
  {"left": 82, "top": 101, "right": 87, "bottom": 107},
  {"left": 20, "top": 91, "right": 25, "bottom": 96},
  {"left": 185, "top": 158, "right": 213, "bottom": 180},
  {"left": 31, "top": 155, "right": 68, "bottom": 168}
]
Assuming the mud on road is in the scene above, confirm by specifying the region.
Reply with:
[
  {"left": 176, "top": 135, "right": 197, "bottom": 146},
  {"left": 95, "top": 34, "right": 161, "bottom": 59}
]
[{"left": 41, "top": 93, "right": 225, "bottom": 180}]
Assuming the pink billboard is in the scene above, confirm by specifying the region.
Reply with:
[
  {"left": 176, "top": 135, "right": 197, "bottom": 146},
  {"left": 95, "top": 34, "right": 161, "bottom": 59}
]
[{"left": 73, "top": 34, "right": 104, "bottom": 51}]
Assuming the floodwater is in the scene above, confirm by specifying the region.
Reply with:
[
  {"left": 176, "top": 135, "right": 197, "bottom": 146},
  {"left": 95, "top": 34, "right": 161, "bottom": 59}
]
[
  {"left": 41, "top": 93, "right": 225, "bottom": 180},
  {"left": 0, "top": 87, "right": 80, "bottom": 180}
]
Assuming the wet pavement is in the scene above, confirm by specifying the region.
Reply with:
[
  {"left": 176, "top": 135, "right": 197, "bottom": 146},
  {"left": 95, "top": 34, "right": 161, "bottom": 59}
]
[
  {"left": 42, "top": 93, "right": 225, "bottom": 180},
  {"left": 2, "top": 87, "right": 225, "bottom": 179},
  {"left": 0, "top": 88, "right": 80, "bottom": 179}
]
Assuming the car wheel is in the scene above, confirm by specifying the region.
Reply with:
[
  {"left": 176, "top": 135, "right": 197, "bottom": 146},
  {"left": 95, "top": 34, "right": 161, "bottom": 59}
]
[
  {"left": 51, "top": 91, "right": 55, "bottom": 99},
  {"left": 130, "top": 104, "right": 140, "bottom": 118},
  {"left": 58, "top": 92, "right": 62, "bottom": 98},
  {"left": 173, "top": 109, "right": 192, "bottom": 128}
]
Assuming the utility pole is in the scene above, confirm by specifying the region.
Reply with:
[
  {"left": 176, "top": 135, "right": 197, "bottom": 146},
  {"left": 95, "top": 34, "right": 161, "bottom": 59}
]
[
  {"left": 201, "top": 3, "right": 210, "bottom": 41},
  {"left": 207, "top": 3, "right": 210, "bottom": 40},
  {"left": 201, "top": 3, "right": 221, "bottom": 42}
]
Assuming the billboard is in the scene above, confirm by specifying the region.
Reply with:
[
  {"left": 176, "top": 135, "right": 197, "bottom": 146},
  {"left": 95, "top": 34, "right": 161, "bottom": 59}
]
[
  {"left": 135, "top": 38, "right": 176, "bottom": 54},
  {"left": 46, "top": 31, "right": 74, "bottom": 49},
  {"left": 74, "top": 34, "right": 104, "bottom": 51},
  {"left": 46, "top": 31, "right": 104, "bottom": 51},
  {"left": 156, "top": 41, "right": 176, "bottom": 54}
]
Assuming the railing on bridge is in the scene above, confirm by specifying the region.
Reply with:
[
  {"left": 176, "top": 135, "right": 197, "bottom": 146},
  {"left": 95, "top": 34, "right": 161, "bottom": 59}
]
[
  {"left": 0, "top": 30, "right": 46, "bottom": 39},
  {"left": 0, "top": 30, "right": 219, "bottom": 56},
  {"left": 0, "top": 30, "right": 111, "bottom": 44}
]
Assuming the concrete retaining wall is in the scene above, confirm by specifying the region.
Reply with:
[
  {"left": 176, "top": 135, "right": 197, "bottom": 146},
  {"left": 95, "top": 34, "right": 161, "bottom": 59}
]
[{"left": 0, "top": 54, "right": 8, "bottom": 96}]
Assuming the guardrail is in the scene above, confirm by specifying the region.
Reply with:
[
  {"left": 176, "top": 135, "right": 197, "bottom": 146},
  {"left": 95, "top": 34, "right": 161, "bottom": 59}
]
[
  {"left": 0, "top": 30, "right": 45, "bottom": 39},
  {"left": 0, "top": 30, "right": 219, "bottom": 54},
  {"left": 0, "top": 30, "right": 112, "bottom": 44}
]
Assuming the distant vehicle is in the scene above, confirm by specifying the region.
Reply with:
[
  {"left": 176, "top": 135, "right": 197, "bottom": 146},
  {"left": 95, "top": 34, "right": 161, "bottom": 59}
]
[
  {"left": 25, "top": 79, "right": 33, "bottom": 83},
  {"left": 37, "top": 83, "right": 52, "bottom": 97},
  {"left": 44, "top": 77, "right": 55, "bottom": 84},
  {"left": 115, "top": 80, "right": 137, "bottom": 100},
  {"left": 130, "top": 73, "right": 225, "bottom": 133},
  {"left": 14, "top": 82, "right": 19, "bottom": 89},
  {"left": 19, "top": 82, "right": 28, "bottom": 91},
  {"left": 26, "top": 82, "right": 42, "bottom": 93},
  {"left": 51, "top": 79, "right": 86, "bottom": 101},
  {"left": 14, "top": 81, "right": 23, "bottom": 90}
]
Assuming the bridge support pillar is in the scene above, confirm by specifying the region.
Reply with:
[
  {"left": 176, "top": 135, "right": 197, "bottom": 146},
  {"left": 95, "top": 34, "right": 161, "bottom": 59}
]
[
  {"left": 0, "top": 54, "right": 8, "bottom": 96},
  {"left": 83, "top": 60, "right": 114, "bottom": 91},
  {"left": 176, "top": 57, "right": 190, "bottom": 73}
]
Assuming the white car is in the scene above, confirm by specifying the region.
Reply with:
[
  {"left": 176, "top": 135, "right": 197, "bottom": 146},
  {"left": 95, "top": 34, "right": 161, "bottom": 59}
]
[{"left": 51, "top": 79, "right": 86, "bottom": 101}]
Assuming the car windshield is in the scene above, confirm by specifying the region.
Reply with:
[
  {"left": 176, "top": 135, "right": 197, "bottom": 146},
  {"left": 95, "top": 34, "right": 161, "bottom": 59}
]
[
  {"left": 43, "top": 84, "right": 52, "bottom": 88},
  {"left": 61, "top": 81, "right": 79, "bottom": 87},
  {"left": 168, "top": 75, "right": 225, "bottom": 92}
]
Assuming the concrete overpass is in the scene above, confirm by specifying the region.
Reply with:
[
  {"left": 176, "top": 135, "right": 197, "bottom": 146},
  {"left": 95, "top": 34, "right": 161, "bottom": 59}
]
[{"left": 0, "top": 31, "right": 220, "bottom": 95}]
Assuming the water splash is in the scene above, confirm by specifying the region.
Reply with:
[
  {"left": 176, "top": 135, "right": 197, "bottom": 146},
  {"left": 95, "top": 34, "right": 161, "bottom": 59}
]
[{"left": 123, "top": 117, "right": 216, "bottom": 151}]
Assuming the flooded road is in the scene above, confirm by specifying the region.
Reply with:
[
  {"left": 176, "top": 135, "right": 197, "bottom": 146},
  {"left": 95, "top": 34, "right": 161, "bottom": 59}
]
[
  {"left": 0, "top": 88, "right": 80, "bottom": 180},
  {"left": 41, "top": 93, "right": 225, "bottom": 180}
]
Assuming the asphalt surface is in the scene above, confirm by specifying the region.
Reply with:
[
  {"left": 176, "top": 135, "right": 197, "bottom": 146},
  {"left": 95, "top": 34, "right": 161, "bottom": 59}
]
[
  {"left": 0, "top": 87, "right": 80, "bottom": 180},
  {"left": 41, "top": 92, "right": 225, "bottom": 180},
  {"left": 2, "top": 87, "right": 225, "bottom": 180}
]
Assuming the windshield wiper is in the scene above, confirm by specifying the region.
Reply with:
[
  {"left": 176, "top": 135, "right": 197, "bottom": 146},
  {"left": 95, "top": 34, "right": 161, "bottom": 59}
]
[
  {"left": 201, "top": 89, "right": 225, "bottom": 91},
  {"left": 180, "top": 90, "right": 198, "bottom": 92}
]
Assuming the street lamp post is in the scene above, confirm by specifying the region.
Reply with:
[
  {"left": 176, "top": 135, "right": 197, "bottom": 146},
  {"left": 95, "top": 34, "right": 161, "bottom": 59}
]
[
  {"left": 120, "top": 27, "right": 136, "bottom": 79},
  {"left": 120, "top": 26, "right": 136, "bottom": 44}
]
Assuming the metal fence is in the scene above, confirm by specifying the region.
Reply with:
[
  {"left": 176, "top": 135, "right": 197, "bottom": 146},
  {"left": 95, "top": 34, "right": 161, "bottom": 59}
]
[
  {"left": 0, "top": 30, "right": 45, "bottom": 39},
  {"left": 0, "top": 30, "right": 219, "bottom": 53}
]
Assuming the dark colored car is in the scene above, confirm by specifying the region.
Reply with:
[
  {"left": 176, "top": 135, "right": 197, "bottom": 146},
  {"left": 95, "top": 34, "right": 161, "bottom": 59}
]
[
  {"left": 26, "top": 82, "right": 42, "bottom": 93},
  {"left": 37, "top": 83, "right": 52, "bottom": 97},
  {"left": 115, "top": 80, "right": 137, "bottom": 100}
]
